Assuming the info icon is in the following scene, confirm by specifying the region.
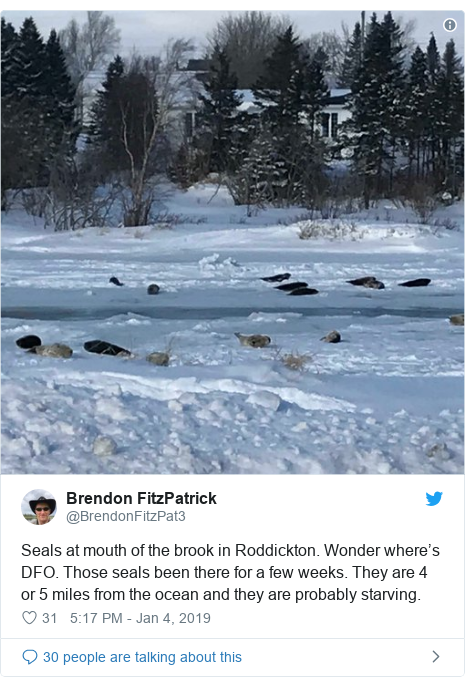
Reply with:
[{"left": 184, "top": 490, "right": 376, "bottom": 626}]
[{"left": 443, "top": 18, "right": 457, "bottom": 32}]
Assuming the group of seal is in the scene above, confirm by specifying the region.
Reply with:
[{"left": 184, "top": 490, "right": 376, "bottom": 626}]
[
  {"left": 253, "top": 271, "right": 462, "bottom": 347},
  {"left": 15, "top": 336, "right": 170, "bottom": 365},
  {"left": 110, "top": 277, "right": 160, "bottom": 295},
  {"left": 15, "top": 335, "right": 72, "bottom": 358},
  {"left": 83, "top": 340, "right": 169, "bottom": 365},
  {"left": 261, "top": 273, "right": 319, "bottom": 296},
  {"left": 262, "top": 272, "right": 433, "bottom": 292},
  {"left": 234, "top": 329, "right": 341, "bottom": 347},
  {"left": 13, "top": 269, "right": 462, "bottom": 368},
  {"left": 347, "top": 275, "right": 433, "bottom": 289}
]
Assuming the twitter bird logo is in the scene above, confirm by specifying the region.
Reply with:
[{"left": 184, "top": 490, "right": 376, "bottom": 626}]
[{"left": 426, "top": 492, "right": 443, "bottom": 506}]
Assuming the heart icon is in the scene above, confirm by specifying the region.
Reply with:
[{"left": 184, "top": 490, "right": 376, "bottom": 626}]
[{"left": 22, "top": 611, "right": 37, "bottom": 624}]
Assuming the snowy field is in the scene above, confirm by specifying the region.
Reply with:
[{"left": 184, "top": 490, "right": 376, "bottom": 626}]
[{"left": 1, "top": 185, "right": 463, "bottom": 475}]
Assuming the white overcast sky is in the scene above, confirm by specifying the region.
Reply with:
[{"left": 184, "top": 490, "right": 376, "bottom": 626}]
[{"left": 3, "top": 10, "right": 464, "bottom": 57}]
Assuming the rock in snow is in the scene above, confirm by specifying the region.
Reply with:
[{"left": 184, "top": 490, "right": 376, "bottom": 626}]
[
  {"left": 246, "top": 391, "right": 281, "bottom": 411},
  {"left": 146, "top": 351, "right": 170, "bottom": 366},
  {"left": 93, "top": 436, "right": 117, "bottom": 456}
]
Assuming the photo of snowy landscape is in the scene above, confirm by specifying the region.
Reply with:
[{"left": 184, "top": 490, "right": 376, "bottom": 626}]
[{"left": 1, "top": 11, "right": 463, "bottom": 475}]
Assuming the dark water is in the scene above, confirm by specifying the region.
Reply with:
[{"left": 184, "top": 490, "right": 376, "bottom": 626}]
[{"left": 1, "top": 305, "right": 460, "bottom": 321}]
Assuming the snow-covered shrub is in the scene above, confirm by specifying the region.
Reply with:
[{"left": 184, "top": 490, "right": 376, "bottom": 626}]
[
  {"left": 20, "top": 188, "right": 49, "bottom": 218},
  {"left": 150, "top": 211, "right": 208, "bottom": 230},
  {"left": 403, "top": 181, "right": 439, "bottom": 224},
  {"left": 440, "top": 192, "right": 453, "bottom": 206},
  {"left": 280, "top": 352, "right": 312, "bottom": 372},
  {"left": 298, "top": 219, "right": 360, "bottom": 240},
  {"left": 432, "top": 217, "right": 460, "bottom": 232},
  {"left": 278, "top": 211, "right": 315, "bottom": 226},
  {"left": 318, "top": 195, "right": 345, "bottom": 219}
]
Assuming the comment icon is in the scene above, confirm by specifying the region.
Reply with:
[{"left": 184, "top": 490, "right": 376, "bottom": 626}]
[{"left": 23, "top": 650, "right": 38, "bottom": 665}]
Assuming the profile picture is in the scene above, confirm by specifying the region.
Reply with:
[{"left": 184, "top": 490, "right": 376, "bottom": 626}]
[{"left": 22, "top": 489, "right": 57, "bottom": 526}]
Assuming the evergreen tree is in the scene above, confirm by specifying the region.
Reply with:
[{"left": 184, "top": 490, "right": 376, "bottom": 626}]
[
  {"left": 338, "top": 22, "right": 362, "bottom": 88},
  {"left": 426, "top": 33, "right": 441, "bottom": 82},
  {"left": 88, "top": 55, "right": 128, "bottom": 174},
  {"left": 378, "top": 12, "right": 406, "bottom": 189},
  {"left": 196, "top": 47, "right": 242, "bottom": 173},
  {"left": 88, "top": 54, "right": 125, "bottom": 144},
  {"left": 1, "top": 19, "right": 21, "bottom": 201},
  {"left": 17, "top": 17, "right": 48, "bottom": 99},
  {"left": 1, "top": 18, "right": 19, "bottom": 98},
  {"left": 227, "top": 126, "right": 279, "bottom": 208},
  {"left": 250, "top": 26, "right": 306, "bottom": 204},
  {"left": 297, "top": 46, "right": 331, "bottom": 207},
  {"left": 347, "top": 12, "right": 406, "bottom": 205},
  {"left": 42, "top": 29, "right": 77, "bottom": 166},
  {"left": 240, "top": 26, "right": 331, "bottom": 206},
  {"left": 301, "top": 49, "right": 330, "bottom": 141},
  {"left": 424, "top": 33, "right": 442, "bottom": 178},
  {"left": 1, "top": 18, "right": 50, "bottom": 190},
  {"left": 404, "top": 46, "right": 429, "bottom": 179},
  {"left": 253, "top": 26, "right": 303, "bottom": 131},
  {"left": 45, "top": 30, "right": 76, "bottom": 129},
  {"left": 435, "top": 40, "right": 464, "bottom": 192}
]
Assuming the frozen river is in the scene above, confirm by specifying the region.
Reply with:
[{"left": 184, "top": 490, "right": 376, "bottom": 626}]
[{"left": 2, "top": 188, "right": 463, "bottom": 475}]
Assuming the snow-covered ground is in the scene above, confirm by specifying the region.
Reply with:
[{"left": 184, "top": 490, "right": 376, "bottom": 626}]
[{"left": 1, "top": 185, "right": 463, "bottom": 474}]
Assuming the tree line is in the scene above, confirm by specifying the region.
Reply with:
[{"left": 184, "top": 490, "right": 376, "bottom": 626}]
[
  {"left": 345, "top": 14, "right": 463, "bottom": 206},
  {"left": 1, "top": 17, "right": 76, "bottom": 201},
  {"left": 176, "top": 14, "right": 463, "bottom": 210},
  {"left": 1, "top": 11, "right": 463, "bottom": 227}
]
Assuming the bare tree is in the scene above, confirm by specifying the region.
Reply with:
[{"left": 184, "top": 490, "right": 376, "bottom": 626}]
[
  {"left": 157, "top": 39, "right": 196, "bottom": 129},
  {"left": 59, "top": 11, "right": 120, "bottom": 121},
  {"left": 36, "top": 38, "right": 195, "bottom": 230},
  {"left": 103, "top": 41, "right": 195, "bottom": 226},
  {"left": 301, "top": 31, "right": 345, "bottom": 87},
  {"left": 118, "top": 56, "right": 160, "bottom": 226},
  {"left": 206, "top": 11, "right": 291, "bottom": 88},
  {"left": 393, "top": 16, "right": 417, "bottom": 57}
]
